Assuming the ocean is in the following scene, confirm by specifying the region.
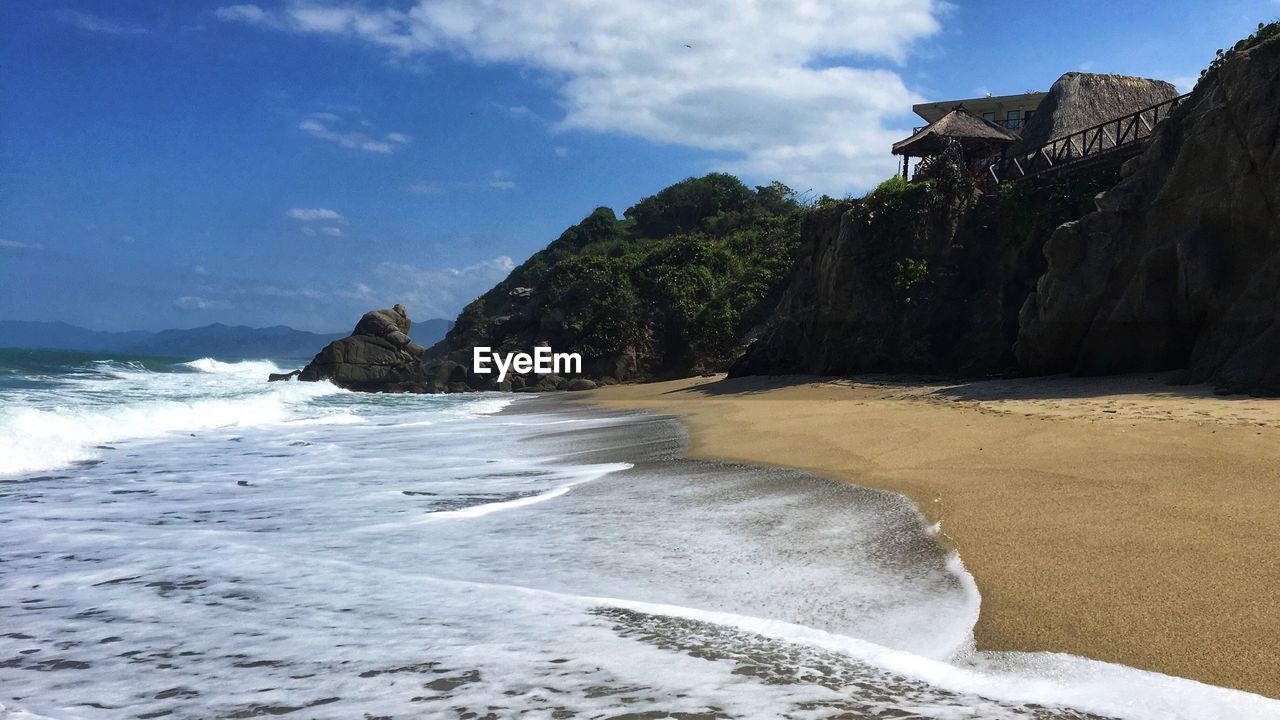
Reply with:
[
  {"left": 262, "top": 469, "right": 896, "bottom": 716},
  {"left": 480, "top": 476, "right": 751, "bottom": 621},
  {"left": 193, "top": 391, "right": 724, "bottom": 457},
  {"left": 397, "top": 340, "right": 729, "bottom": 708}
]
[{"left": 1, "top": 349, "right": 1276, "bottom": 720}]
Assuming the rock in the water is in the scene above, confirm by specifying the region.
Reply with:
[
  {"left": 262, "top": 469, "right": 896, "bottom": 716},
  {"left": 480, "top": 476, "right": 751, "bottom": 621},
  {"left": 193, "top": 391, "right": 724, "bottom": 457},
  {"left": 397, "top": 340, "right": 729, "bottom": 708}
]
[
  {"left": 298, "top": 305, "right": 428, "bottom": 392},
  {"left": 1017, "top": 35, "right": 1280, "bottom": 394},
  {"left": 267, "top": 370, "right": 301, "bottom": 382}
]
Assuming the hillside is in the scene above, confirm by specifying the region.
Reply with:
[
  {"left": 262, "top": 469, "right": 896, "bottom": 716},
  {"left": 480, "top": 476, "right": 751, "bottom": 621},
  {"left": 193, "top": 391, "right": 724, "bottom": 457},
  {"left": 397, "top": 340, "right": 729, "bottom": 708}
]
[
  {"left": 428, "top": 173, "right": 804, "bottom": 386},
  {"left": 0, "top": 320, "right": 451, "bottom": 359}
]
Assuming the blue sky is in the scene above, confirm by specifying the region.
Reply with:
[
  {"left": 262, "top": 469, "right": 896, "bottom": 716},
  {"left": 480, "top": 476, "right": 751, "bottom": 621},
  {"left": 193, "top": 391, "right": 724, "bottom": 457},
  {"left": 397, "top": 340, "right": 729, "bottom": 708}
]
[{"left": 0, "top": 0, "right": 1268, "bottom": 332}]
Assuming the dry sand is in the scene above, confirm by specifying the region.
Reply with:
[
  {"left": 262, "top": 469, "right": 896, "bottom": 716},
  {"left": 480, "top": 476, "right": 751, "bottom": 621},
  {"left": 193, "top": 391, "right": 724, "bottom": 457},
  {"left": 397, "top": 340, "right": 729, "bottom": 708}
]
[{"left": 581, "top": 373, "right": 1280, "bottom": 698}]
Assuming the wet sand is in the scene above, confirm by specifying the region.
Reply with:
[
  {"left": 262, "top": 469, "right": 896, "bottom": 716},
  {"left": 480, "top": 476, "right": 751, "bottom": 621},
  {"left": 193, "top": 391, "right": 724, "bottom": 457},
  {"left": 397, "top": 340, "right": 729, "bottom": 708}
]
[{"left": 581, "top": 373, "right": 1280, "bottom": 699}]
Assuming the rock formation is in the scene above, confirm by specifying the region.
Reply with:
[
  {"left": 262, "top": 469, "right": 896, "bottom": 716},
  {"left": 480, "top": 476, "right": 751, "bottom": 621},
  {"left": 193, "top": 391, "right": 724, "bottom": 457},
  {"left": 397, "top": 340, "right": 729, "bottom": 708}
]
[
  {"left": 298, "top": 304, "right": 430, "bottom": 392},
  {"left": 730, "top": 161, "right": 1080, "bottom": 378},
  {"left": 1017, "top": 32, "right": 1280, "bottom": 394}
]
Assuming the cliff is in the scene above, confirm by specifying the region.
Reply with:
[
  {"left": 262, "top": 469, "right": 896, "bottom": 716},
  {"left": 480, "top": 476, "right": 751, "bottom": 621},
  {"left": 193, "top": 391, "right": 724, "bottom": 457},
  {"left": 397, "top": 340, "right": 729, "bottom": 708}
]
[
  {"left": 730, "top": 158, "right": 1111, "bottom": 378},
  {"left": 1017, "top": 24, "right": 1280, "bottom": 394}
]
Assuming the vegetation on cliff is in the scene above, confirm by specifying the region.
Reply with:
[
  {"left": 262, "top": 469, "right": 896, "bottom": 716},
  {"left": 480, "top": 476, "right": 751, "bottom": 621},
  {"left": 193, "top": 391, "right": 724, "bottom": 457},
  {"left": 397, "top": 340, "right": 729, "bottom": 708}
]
[
  {"left": 730, "top": 154, "right": 1125, "bottom": 379},
  {"left": 1202, "top": 21, "right": 1279, "bottom": 83},
  {"left": 434, "top": 173, "right": 804, "bottom": 380}
]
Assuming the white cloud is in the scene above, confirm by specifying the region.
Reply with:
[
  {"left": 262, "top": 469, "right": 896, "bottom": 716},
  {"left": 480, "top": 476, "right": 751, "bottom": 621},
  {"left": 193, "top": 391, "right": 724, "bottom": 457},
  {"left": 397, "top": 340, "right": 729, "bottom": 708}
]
[
  {"left": 55, "top": 9, "right": 147, "bottom": 35},
  {"left": 242, "top": 285, "right": 325, "bottom": 300},
  {"left": 174, "top": 295, "right": 232, "bottom": 311},
  {"left": 487, "top": 170, "right": 515, "bottom": 190},
  {"left": 213, "top": 5, "right": 271, "bottom": 26},
  {"left": 404, "top": 173, "right": 515, "bottom": 194},
  {"left": 405, "top": 181, "right": 444, "bottom": 195},
  {"left": 320, "top": 226, "right": 345, "bottom": 237},
  {"left": 296, "top": 113, "right": 411, "bottom": 154},
  {"left": 216, "top": 0, "right": 941, "bottom": 193},
  {"left": 288, "top": 207, "right": 347, "bottom": 222},
  {"left": 370, "top": 256, "right": 515, "bottom": 319},
  {"left": 0, "top": 239, "right": 43, "bottom": 250}
]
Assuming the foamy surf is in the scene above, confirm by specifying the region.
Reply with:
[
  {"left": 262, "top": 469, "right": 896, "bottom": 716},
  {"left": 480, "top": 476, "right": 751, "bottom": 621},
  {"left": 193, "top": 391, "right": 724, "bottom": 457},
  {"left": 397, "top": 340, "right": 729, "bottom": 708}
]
[
  {"left": 179, "top": 357, "right": 286, "bottom": 376},
  {"left": 0, "top": 356, "right": 346, "bottom": 475}
]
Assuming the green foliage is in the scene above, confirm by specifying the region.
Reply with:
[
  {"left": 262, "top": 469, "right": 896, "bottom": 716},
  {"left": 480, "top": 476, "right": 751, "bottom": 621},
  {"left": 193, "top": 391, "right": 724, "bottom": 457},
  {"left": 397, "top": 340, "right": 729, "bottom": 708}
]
[
  {"left": 541, "top": 254, "right": 644, "bottom": 358},
  {"left": 915, "top": 152, "right": 976, "bottom": 199},
  {"left": 623, "top": 173, "right": 759, "bottom": 238},
  {"left": 465, "top": 173, "right": 806, "bottom": 372},
  {"left": 813, "top": 194, "right": 843, "bottom": 210},
  {"left": 861, "top": 175, "right": 934, "bottom": 235},
  {"left": 997, "top": 170, "right": 1118, "bottom": 242},
  {"left": 893, "top": 258, "right": 928, "bottom": 296},
  {"left": 1202, "top": 21, "right": 1280, "bottom": 83}
]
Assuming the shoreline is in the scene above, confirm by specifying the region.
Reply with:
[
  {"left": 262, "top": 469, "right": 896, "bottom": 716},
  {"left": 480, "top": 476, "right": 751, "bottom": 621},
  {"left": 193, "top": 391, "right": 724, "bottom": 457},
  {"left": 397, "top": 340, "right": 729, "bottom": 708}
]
[{"left": 579, "top": 373, "right": 1280, "bottom": 699}]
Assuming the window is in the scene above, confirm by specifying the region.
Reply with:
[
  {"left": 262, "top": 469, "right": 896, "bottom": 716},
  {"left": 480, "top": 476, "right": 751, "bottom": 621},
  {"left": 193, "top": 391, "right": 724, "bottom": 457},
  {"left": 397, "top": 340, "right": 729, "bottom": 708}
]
[
  {"left": 982, "top": 112, "right": 996, "bottom": 123},
  {"left": 1024, "top": 109, "right": 1036, "bottom": 124},
  {"left": 1006, "top": 109, "right": 1022, "bottom": 130}
]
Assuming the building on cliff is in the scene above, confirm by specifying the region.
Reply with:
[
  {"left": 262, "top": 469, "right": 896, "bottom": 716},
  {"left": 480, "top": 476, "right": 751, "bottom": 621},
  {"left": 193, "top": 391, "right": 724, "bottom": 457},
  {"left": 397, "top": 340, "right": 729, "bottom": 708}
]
[
  {"left": 891, "top": 107, "right": 1020, "bottom": 178},
  {"left": 912, "top": 90, "right": 1046, "bottom": 132},
  {"left": 895, "top": 72, "right": 1182, "bottom": 183}
]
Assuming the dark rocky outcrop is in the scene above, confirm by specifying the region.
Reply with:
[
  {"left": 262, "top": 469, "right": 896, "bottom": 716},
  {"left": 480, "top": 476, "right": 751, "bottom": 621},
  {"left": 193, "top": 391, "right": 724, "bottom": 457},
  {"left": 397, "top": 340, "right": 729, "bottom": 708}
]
[
  {"left": 1017, "top": 31, "right": 1280, "bottom": 394},
  {"left": 298, "top": 304, "right": 430, "bottom": 392},
  {"left": 730, "top": 162, "right": 1101, "bottom": 378}
]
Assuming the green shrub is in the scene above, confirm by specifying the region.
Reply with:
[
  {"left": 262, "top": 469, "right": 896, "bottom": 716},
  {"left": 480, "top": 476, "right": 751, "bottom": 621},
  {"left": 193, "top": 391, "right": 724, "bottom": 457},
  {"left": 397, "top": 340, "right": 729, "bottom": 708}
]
[
  {"left": 893, "top": 258, "right": 928, "bottom": 292},
  {"left": 1202, "top": 21, "right": 1280, "bottom": 84}
]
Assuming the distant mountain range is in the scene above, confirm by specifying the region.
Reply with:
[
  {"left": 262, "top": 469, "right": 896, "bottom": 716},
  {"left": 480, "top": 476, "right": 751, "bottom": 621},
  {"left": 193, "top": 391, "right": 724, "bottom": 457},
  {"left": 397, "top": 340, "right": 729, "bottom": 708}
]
[{"left": 0, "top": 319, "right": 453, "bottom": 359}]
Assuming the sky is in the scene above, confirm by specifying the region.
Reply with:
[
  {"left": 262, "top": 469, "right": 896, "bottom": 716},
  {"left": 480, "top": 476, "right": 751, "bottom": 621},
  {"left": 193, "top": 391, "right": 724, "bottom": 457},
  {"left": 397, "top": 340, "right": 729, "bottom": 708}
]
[{"left": 0, "top": 0, "right": 1269, "bottom": 332}]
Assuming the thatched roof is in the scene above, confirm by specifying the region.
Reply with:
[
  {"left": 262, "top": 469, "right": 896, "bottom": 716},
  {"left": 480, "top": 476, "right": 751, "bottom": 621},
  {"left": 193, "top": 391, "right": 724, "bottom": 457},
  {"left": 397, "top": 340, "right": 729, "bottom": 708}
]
[
  {"left": 1011, "top": 72, "right": 1179, "bottom": 155},
  {"left": 892, "top": 106, "right": 1020, "bottom": 157}
]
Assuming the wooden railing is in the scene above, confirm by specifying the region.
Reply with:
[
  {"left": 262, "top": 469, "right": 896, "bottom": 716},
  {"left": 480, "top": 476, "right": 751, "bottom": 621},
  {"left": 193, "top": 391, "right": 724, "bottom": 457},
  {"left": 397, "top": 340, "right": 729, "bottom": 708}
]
[{"left": 987, "top": 93, "right": 1190, "bottom": 184}]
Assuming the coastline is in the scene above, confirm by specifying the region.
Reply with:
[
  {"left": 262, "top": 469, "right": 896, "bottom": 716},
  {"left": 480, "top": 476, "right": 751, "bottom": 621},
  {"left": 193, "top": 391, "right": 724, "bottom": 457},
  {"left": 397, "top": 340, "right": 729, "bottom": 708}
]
[{"left": 579, "top": 373, "right": 1280, "bottom": 699}]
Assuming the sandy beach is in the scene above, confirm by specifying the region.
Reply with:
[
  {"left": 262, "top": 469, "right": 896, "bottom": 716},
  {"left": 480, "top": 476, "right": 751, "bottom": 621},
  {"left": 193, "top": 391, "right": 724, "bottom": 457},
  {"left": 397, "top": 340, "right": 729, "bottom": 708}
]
[{"left": 582, "top": 373, "right": 1280, "bottom": 699}]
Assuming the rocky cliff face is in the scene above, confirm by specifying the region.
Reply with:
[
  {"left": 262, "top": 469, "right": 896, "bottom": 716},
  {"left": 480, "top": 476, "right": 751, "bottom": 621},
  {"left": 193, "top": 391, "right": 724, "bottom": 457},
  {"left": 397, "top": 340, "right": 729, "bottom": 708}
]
[
  {"left": 730, "top": 165, "right": 1087, "bottom": 378},
  {"left": 1017, "top": 31, "right": 1280, "bottom": 394}
]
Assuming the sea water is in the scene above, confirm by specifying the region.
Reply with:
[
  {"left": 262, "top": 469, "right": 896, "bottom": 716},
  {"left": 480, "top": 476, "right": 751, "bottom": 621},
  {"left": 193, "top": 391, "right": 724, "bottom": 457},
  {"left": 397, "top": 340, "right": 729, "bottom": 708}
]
[{"left": 0, "top": 349, "right": 1276, "bottom": 720}]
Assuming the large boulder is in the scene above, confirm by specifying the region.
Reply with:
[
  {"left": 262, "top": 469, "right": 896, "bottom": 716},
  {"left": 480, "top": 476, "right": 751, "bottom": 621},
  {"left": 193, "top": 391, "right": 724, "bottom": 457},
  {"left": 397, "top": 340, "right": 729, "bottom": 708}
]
[
  {"left": 1017, "top": 32, "right": 1280, "bottom": 394},
  {"left": 298, "top": 305, "right": 429, "bottom": 392}
]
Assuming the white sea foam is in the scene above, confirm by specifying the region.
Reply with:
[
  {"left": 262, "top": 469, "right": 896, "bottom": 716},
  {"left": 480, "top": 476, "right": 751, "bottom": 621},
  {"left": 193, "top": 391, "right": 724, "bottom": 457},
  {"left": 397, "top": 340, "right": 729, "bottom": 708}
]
[
  {"left": 421, "top": 462, "right": 631, "bottom": 520},
  {"left": 180, "top": 357, "right": 287, "bottom": 376},
  {"left": 0, "top": 358, "right": 346, "bottom": 475}
]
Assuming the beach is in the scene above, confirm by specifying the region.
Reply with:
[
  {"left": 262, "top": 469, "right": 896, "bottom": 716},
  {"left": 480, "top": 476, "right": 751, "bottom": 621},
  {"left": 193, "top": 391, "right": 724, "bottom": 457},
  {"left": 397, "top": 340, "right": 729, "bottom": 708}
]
[{"left": 583, "top": 373, "right": 1280, "bottom": 699}]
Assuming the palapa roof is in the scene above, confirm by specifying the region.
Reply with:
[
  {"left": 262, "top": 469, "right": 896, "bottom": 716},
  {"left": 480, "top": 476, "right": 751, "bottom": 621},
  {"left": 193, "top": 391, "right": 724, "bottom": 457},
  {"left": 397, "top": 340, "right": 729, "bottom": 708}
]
[
  {"left": 1010, "top": 72, "right": 1180, "bottom": 155},
  {"left": 892, "top": 106, "right": 1020, "bottom": 157}
]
